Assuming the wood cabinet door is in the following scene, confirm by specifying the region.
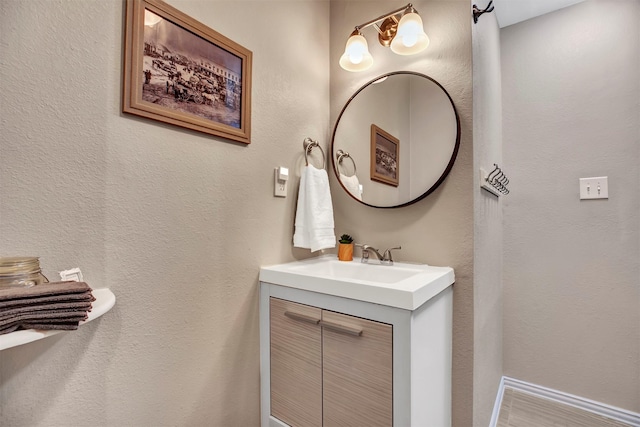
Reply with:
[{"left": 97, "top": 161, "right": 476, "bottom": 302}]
[
  {"left": 270, "top": 297, "right": 323, "bottom": 427},
  {"left": 322, "top": 310, "right": 393, "bottom": 427}
]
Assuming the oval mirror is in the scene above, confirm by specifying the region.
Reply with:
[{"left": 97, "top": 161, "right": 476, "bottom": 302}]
[{"left": 331, "top": 71, "right": 460, "bottom": 208}]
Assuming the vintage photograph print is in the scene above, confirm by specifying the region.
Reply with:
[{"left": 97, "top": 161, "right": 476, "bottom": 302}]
[
  {"left": 123, "top": 0, "right": 252, "bottom": 143},
  {"left": 370, "top": 124, "right": 400, "bottom": 187}
]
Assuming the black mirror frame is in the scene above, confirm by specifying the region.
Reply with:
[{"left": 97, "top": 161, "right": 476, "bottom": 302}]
[{"left": 331, "top": 71, "right": 461, "bottom": 209}]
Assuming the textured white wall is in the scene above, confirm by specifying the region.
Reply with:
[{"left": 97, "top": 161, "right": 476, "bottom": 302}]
[
  {"left": 502, "top": 0, "right": 639, "bottom": 411},
  {"left": 0, "top": 0, "right": 329, "bottom": 424},
  {"left": 330, "top": 1, "right": 474, "bottom": 425},
  {"left": 471, "top": 4, "right": 503, "bottom": 426}
]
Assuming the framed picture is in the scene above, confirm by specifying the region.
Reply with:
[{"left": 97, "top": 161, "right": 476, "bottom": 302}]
[
  {"left": 370, "top": 124, "right": 399, "bottom": 187},
  {"left": 123, "top": 0, "right": 252, "bottom": 144}
]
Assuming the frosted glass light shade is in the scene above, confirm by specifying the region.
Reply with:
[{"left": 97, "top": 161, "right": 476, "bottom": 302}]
[
  {"left": 339, "top": 33, "right": 373, "bottom": 72},
  {"left": 390, "top": 12, "right": 429, "bottom": 55}
]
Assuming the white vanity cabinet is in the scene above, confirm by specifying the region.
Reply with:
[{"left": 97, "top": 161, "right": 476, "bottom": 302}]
[
  {"left": 269, "top": 297, "right": 393, "bottom": 427},
  {"left": 259, "top": 257, "right": 453, "bottom": 427}
]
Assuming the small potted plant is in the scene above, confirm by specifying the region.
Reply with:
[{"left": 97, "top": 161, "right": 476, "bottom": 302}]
[{"left": 338, "top": 233, "right": 354, "bottom": 261}]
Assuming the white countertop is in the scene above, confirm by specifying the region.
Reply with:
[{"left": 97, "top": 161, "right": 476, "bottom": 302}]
[{"left": 259, "top": 256, "right": 454, "bottom": 310}]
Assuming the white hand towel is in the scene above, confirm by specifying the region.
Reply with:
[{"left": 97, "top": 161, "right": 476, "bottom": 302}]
[
  {"left": 294, "top": 165, "right": 336, "bottom": 252},
  {"left": 339, "top": 173, "right": 362, "bottom": 201}
]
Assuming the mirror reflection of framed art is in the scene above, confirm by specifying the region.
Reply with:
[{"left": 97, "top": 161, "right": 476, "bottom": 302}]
[{"left": 370, "top": 124, "right": 399, "bottom": 187}]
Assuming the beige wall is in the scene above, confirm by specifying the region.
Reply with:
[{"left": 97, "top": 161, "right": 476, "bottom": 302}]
[
  {"left": 0, "top": 0, "right": 484, "bottom": 425},
  {"left": 0, "top": 0, "right": 329, "bottom": 424},
  {"left": 329, "top": 1, "right": 474, "bottom": 425},
  {"left": 471, "top": 4, "right": 503, "bottom": 426},
  {"left": 502, "top": 0, "right": 640, "bottom": 412}
]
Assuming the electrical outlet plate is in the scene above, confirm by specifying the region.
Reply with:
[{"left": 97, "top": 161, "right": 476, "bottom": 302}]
[
  {"left": 60, "top": 268, "right": 83, "bottom": 282},
  {"left": 579, "top": 176, "right": 608, "bottom": 200}
]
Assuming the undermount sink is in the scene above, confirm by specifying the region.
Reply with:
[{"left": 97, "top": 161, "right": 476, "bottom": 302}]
[{"left": 259, "top": 255, "right": 455, "bottom": 310}]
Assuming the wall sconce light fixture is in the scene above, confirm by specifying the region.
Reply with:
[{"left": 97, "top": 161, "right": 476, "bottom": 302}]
[{"left": 339, "top": 3, "right": 429, "bottom": 72}]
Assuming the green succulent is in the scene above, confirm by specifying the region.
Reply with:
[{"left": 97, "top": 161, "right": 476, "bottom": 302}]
[{"left": 339, "top": 234, "right": 354, "bottom": 244}]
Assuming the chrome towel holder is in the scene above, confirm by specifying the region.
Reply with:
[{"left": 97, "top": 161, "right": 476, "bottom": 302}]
[
  {"left": 303, "top": 137, "right": 326, "bottom": 169},
  {"left": 335, "top": 149, "right": 357, "bottom": 177}
]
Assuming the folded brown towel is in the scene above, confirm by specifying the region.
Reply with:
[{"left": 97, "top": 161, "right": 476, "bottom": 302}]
[
  {"left": 0, "top": 324, "right": 20, "bottom": 334},
  {"left": 21, "top": 321, "right": 81, "bottom": 331},
  {"left": 0, "top": 318, "right": 21, "bottom": 331},
  {"left": 0, "top": 291, "right": 95, "bottom": 310},
  {"left": 0, "top": 281, "right": 92, "bottom": 302},
  {"left": 21, "top": 314, "right": 88, "bottom": 324},
  {"left": 0, "top": 311, "right": 88, "bottom": 328},
  {"left": 0, "top": 306, "right": 89, "bottom": 321},
  {"left": 0, "top": 281, "right": 95, "bottom": 335},
  {"left": 0, "top": 312, "right": 88, "bottom": 332},
  {"left": 0, "top": 301, "right": 92, "bottom": 319}
]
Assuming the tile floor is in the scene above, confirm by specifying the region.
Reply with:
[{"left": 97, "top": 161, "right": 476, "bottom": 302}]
[{"left": 496, "top": 388, "right": 634, "bottom": 427}]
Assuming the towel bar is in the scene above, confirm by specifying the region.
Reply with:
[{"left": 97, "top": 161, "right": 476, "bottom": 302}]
[
  {"left": 336, "top": 149, "right": 357, "bottom": 177},
  {"left": 303, "top": 137, "right": 325, "bottom": 169}
]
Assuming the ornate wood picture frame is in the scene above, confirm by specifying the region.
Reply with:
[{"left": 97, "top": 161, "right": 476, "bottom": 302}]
[{"left": 123, "top": 0, "right": 252, "bottom": 144}]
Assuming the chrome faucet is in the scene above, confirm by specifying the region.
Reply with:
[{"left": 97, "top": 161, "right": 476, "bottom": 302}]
[
  {"left": 358, "top": 244, "right": 384, "bottom": 263},
  {"left": 356, "top": 244, "right": 402, "bottom": 265},
  {"left": 382, "top": 246, "right": 402, "bottom": 265}
]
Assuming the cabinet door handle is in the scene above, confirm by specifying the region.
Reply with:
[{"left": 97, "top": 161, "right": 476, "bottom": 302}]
[
  {"left": 319, "top": 320, "right": 363, "bottom": 336},
  {"left": 284, "top": 311, "right": 321, "bottom": 325}
]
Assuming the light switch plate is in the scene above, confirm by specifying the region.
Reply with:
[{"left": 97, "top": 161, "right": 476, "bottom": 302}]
[
  {"left": 274, "top": 168, "right": 287, "bottom": 197},
  {"left": 579, "top": 176, "right": 608, "bottom": 200}
]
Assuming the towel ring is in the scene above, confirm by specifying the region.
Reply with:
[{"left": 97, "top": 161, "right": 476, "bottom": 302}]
[
  {"left": 303, "top": 137, "right": 326, "bottom": 169},
  {"left": 336, "top": 149, "right": 357, "bottom": 177}
]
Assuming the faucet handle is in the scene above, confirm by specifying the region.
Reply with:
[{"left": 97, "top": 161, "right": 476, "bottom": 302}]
[
  {"left": 382, "top": 246, "right": 402, "bottom": 264},
  {"left": 355, "top": 243, "right": 370, "bottom": 263}
]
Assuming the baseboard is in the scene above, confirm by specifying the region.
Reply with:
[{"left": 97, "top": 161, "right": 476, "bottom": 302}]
[
  {"left": 488, "top": 376, "right": 506, "bottom": 427},
  {"left": 490, "top": 376, "right": 640, "bottom": 427}
]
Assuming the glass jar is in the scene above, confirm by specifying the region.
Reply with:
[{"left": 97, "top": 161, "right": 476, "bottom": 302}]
[{"left": 0, "top": 257, "right": 44, "bottom": 288}]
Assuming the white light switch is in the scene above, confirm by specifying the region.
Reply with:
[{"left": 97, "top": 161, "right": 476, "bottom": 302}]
[
  {"left": 579, "top": 176, "right": 608, "bottom": 200},
  {"left": 274, "top": 167, "right": 288, "bottom": 197}
]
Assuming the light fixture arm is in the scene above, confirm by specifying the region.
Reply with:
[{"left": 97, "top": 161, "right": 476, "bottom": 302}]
[
  {"left": 372, "top": 16, "right": 398, "bottom": 37},
  {"left": 353, "top": 3, "right": 414, "bottom": 33}
]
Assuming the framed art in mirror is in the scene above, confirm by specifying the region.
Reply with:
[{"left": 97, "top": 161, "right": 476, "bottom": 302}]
[
  {"left": 371, "top": 124, "right": 399, "bottom": 187},
  {"left": 123, "top": 0, "right": 252, "bottom": 144}
]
